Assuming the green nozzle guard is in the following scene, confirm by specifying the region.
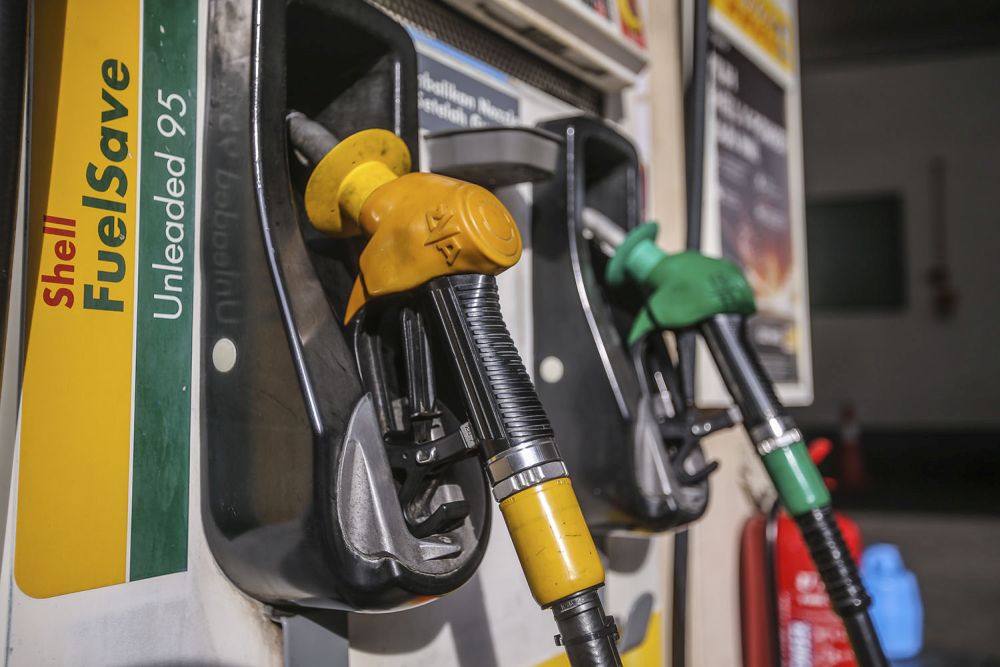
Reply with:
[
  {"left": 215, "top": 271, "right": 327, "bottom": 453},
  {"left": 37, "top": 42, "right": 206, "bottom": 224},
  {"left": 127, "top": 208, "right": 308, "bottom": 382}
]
[
  {"left": 604, "top": 223, "right": 758, "bottom": 344},
  {"left": 606, "top": 223, "right": 661, "bottom": 288}
]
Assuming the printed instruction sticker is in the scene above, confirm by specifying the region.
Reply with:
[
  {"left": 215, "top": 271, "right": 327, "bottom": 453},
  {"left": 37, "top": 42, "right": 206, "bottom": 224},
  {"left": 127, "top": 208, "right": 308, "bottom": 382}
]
[
  {"left": 412, "top": 30, "right": 520, "bottom": 133},
  {"left": 711, "top": 31, "right": 799, "bottom": 383}
]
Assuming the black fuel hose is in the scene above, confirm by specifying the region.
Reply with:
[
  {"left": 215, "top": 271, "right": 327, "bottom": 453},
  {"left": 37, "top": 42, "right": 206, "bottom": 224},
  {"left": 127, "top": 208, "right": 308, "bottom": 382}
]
[
  {"left": 450, "top": 273, "right": 553, "bottom": 447},
  {"left": 446, "top": 273, "right": 622, "bottom": 667},
  {"left": 553, "top": 589, "right": 622, "bottom": 667},
  {"left": 703, "top": 315, "right": 887, "bottom": 666},
  {"left": 796, "top": 507, "right": 888, "bottom": 667}
]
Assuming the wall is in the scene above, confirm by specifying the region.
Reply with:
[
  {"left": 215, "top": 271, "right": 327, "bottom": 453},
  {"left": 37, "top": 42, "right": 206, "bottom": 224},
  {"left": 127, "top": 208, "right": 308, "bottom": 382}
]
[{"left": 795, "top": 51, "right": 1000, "bottom": 428}]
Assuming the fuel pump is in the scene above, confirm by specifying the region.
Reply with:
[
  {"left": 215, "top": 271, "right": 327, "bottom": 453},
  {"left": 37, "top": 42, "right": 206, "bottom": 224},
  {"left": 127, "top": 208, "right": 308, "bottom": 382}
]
[
  {"left": 581, "top": 213, "right": 889, "bottom": 667},
  {"left": 531, "top": 115, "right": 718, "bottom": 532},
  {"left": 204, "top": 0, "right": 619, "bottom": 663}
]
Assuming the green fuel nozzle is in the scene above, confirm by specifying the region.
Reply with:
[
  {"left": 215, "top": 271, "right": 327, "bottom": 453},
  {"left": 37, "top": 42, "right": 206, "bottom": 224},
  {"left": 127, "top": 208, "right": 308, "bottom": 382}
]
[
  {"left": 602, "top": 222, "right": 755, "bottom": 345},
  {"left": 583, "top": 211, "right": 887, "bottom": 667},
  {"left": 586, "top": 214, "right": 828, "bottom": 515}
]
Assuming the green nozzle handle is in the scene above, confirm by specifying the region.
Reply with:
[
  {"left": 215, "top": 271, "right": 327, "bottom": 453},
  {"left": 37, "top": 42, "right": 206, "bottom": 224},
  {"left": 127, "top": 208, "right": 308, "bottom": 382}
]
[{"left": 603, "top": 224, "right": 756, "bottom": 344}]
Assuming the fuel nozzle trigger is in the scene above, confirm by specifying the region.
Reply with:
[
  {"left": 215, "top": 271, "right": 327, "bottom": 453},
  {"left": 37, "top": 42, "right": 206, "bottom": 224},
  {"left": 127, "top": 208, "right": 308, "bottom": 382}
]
[{"left": 631, "top": 332, "right": 725, "bottom": 494}]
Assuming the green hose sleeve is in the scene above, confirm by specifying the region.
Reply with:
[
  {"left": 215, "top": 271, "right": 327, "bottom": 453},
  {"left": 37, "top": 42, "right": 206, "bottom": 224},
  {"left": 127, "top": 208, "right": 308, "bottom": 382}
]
[{"left": 761, "top": 440, "right": 831, "bottom": 516}]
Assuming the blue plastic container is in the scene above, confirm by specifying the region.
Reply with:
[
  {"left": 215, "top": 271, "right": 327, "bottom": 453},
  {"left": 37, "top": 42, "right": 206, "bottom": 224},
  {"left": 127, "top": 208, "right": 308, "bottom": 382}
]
[{"left": 861, "top": 543, "right": 924, "bottom": 660}]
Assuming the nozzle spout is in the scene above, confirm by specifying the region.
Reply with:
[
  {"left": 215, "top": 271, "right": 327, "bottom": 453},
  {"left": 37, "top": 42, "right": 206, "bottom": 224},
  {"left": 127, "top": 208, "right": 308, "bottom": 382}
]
[
  {"left": 581, "top": 207, "right": 626, "bottom": 252},
  {"left": 553, "top": 590, "right": 622, "bottom": 667},
  {"left": 287, "top": 111, "right": 339, "bottom": 166}
]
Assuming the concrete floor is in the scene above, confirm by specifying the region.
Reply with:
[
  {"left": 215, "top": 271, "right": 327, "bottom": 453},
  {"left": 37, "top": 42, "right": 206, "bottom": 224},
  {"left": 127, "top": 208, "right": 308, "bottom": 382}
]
[{"left": 855, "top": 512, "right": 1000, "bottom": 662}]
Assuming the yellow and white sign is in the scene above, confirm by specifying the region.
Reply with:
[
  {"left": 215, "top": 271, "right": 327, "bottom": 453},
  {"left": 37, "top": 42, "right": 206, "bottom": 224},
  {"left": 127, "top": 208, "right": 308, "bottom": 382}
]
[{"left": 17, "top": 0, "right": 197, "bottom": 597}]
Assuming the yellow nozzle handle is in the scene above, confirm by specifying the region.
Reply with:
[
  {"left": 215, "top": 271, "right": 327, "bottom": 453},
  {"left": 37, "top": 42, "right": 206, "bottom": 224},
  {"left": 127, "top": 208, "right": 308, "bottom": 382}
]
[{"left": 300, "top": 127, "right": 523, "bottom": 324}]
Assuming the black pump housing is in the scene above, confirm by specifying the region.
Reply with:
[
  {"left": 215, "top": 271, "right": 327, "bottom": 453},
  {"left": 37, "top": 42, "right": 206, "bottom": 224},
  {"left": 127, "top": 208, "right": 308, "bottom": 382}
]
[
  {"left": 531, "top": 115, "right": 711, "bottom": 531},
  {"left": 200, "top": 0, "right": 489, "bottom": 611}
]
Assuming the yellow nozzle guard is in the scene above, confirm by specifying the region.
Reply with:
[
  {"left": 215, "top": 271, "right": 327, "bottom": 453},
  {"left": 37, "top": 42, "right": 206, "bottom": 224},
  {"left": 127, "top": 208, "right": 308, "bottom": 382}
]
[
  {"left": 303, "top": 128, "right": 411, "bottom": 237},
  {"left": 343, "top": 171, "right": 522, "bottom": 322},
  {"left": 499, "top": 478, "right": 605, "bottom": 607}
]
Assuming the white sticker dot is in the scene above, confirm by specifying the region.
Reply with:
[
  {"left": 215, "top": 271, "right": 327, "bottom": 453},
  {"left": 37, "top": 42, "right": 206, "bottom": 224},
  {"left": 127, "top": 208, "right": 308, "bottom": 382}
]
[
  {"left": 539, "top": 356, "right": 564, "bottom": 384},
  {"left": 212, "top": 338, "right": 238, "bottom": 373}
]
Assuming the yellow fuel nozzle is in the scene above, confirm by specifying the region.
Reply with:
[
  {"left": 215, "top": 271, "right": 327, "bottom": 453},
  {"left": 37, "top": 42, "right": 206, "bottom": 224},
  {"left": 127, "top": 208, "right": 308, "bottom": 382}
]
[
  {"left": 293, "top": 119, "right": 522, "bottom": 323},
  {"left": 301, "top": 127, "right": 411, "bottom": 237}
]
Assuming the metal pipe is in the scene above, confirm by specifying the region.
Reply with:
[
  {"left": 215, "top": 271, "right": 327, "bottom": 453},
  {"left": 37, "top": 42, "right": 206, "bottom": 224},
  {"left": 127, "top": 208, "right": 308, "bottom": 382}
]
[
  {"left": 581, "top": 207, "right": 627, "bottom": 250},
  {"left": 287, "top": 110, "right": 338, "bottom": 165}
]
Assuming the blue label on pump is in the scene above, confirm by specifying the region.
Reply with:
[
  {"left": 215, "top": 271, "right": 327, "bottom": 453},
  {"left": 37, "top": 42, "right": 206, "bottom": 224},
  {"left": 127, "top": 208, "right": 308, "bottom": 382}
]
[{"left": 409, "top": 29, "right": 520, "bottom": 132}]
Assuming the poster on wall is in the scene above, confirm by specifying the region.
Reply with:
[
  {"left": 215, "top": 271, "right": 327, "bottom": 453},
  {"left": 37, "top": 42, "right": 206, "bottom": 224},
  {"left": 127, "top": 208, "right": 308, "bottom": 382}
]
[
  {"left": 616, "top": 0, "right": 646, "bottom": 48},
  {"left": 574, "top": 0, "right": 647, "bottom": 48},
  {"left": 701, "top": 0, "right": 811, "bottom": 405},
  {"left": 578, "top": 0, "right": 611, "bottom": 19},
  {"left": 712, "top": 32, "right": 797, "bottom": 383}
]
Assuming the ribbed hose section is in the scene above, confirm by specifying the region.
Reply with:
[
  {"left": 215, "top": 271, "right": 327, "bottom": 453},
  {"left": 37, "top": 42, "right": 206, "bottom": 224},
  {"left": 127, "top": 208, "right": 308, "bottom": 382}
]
[
  {"left": 794, "top": 507, "right": 869, "bottom": 614},
  {"left": 795, "top": 507, "right": 889, "bottom": 667},
  {"left": 451, "top": 274, "right": 555, "bottom": 447},
  {"left": 553, "top": 590, "right": 622, "bottom": 667}
]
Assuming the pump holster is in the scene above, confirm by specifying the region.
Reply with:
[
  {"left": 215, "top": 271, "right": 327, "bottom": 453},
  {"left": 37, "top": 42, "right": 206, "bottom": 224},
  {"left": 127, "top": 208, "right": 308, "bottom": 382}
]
[
  {"left": 532, "top": 115, "right": 715, "bottom": 531},
  {"left": 200, "top": 0, "right": 490, "bottom": 612}
]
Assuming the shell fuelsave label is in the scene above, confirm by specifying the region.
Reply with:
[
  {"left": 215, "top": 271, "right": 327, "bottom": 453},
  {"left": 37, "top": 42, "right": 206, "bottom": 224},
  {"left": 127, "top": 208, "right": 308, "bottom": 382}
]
[{"left": 16, "top": 0, "right": 197, "bottom": 597}]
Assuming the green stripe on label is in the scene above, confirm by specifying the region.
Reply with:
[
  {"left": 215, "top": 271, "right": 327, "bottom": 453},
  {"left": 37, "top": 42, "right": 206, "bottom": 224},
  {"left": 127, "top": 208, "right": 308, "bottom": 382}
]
[{"left": 130, "top": 0, "right": 197, "bottom": 580}]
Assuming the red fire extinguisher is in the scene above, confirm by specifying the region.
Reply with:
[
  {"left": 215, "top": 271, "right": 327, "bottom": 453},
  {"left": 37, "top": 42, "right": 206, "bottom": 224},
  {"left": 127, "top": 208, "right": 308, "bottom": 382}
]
[{"left": 742, "top": 439, "right": 863, "bottom": 667}]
